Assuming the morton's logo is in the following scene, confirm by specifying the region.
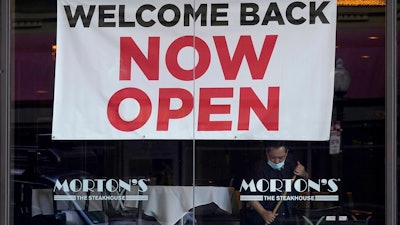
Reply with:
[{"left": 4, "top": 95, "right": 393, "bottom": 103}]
[
  {"left": 239, "top": 178, "right": 340, "bottom": 202},
  {"left": 53, "top": 178, "right": 149, "bottom": 201}
]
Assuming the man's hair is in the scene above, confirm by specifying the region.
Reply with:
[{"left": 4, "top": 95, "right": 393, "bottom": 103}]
[{"left": 265, "top": 141, "right": 288, "bottom": 153}]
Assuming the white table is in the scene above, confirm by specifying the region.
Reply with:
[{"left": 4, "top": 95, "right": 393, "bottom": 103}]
[{"left": 141, "top": 186, "right": 234, "bottom": 225}]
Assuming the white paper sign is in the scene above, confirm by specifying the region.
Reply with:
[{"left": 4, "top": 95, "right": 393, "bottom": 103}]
[{"left": 53, "top": 0, "right": 337, "bottom": 140}]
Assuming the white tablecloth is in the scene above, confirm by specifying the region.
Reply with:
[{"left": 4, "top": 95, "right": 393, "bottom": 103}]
[
  {"left": 31, "top": 189, "right": 54, "bottom": 217},
  {"left": 31, "top": 189, "right": 104, "bottom": 217},
  {"left": 31, "top": 185, "right": 236, "bottom": 225},
  {"left": 142, "top": 186, "right": 234, "bottom": 225}
]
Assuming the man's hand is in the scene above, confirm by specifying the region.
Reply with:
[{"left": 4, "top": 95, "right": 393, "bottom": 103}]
[
  {"left": 293, "top": 161, "right": 309, "bottom": 178},
  {"left": 260, "top": 209, "right": 276, "bottom": 225}
]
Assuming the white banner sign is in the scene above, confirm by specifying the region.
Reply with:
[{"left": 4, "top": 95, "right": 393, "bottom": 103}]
[{"left": 53, "top": 0, "right": 337, "bottom": 140}]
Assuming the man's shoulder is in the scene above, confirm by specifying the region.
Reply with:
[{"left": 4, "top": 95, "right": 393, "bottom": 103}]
[
  {"left": 249, "top": 160, "right": 269, "bottom": 177},
  {"left": 282, "top": 158, "right": 297, "bottom": 171},
  {"left": 252, "top": 159, "right": 267, "bottom": 170}
]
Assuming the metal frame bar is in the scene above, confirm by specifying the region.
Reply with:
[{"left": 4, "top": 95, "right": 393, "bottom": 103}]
[
  {"left": 0, "top": 0, "right": 11, "bottom": 224},
  {"left": 385, "top": 0, "right": 398, "bottom": 225}
]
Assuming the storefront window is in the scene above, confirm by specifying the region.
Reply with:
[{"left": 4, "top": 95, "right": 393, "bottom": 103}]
[{"left": 1, "top": 0, "right": 397, "bottom": 225}]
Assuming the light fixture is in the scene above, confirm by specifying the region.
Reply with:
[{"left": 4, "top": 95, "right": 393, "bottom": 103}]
[
  {"left": 337, "top": 0, "right": 385, "bottom": 6},
  {"left": 36, "top": 90, "right": 48, "bottom": 94},
  {"left": 368, "top": 36, "right": 379, "bottom": 40},
  {"left": 334, "top": 58, "right": 351, "bottom": 97},
  {"left": 52, "top": 44, "right": 57, "bottom": 61}
]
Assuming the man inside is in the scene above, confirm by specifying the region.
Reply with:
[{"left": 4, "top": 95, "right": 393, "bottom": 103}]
[{"left": 245, "top": 141, "right": 309, "bottom": 225}]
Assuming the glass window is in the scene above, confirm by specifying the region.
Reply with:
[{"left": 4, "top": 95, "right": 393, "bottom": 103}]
[{"left": 2, "top": 1, "right": 396, "bottom": 225}]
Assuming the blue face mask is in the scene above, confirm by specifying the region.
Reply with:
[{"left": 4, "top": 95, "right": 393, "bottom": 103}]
[{"left": 268, "top": 160, "right": 285, "bottom": 170}]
